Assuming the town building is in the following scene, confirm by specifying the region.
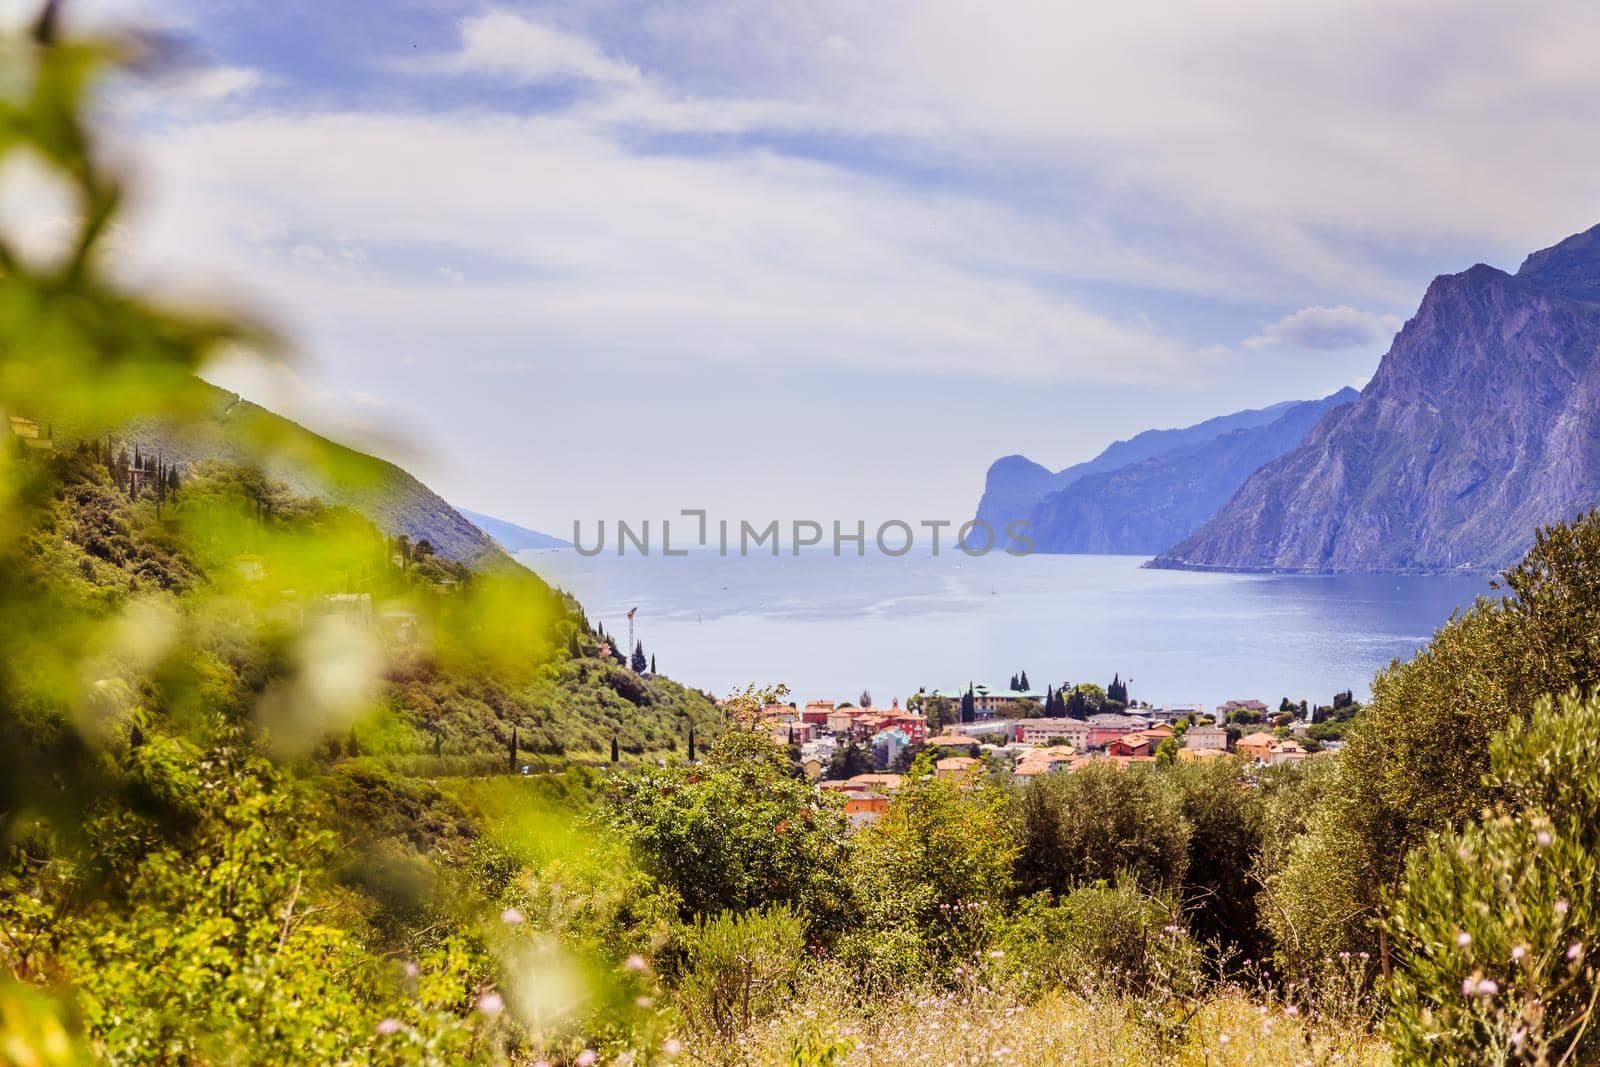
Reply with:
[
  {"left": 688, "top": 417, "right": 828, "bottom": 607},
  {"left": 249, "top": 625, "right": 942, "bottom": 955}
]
[
  {"left": 1183, "top": 725, "right": 1229, "bottom": 752},
  {"left": 1012, "top": 718, "right": 1091, "bottom": 748}
]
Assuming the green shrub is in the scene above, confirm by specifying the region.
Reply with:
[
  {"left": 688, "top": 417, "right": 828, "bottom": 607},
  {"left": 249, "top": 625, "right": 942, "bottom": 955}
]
[
  {"left": 675, "top": 905, "right": 808, "bottom": 1042},
  {"left": 990, "top": 882, "right": 1203, "bottom": 1000},
  {"left": 1386, "top": 691, "right": 1600, "bottom": 1064},
  {"left": 1011, "top": 762, "right": 1189, "bottom": 897}
]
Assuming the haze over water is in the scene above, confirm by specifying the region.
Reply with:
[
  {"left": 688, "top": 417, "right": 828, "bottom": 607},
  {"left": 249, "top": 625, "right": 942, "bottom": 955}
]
[{"left": 521, "top": 549, "right": 1487, "bottom": 708}]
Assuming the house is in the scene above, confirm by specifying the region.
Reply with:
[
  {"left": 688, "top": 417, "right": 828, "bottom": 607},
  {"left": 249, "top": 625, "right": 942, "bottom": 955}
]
[
  {"left": 935, "top": 756, "right": 980, "bottom": 781},
  {"left": 826, "top": 710, "right": 858, "bottom": 736},
  {"left": 924, "top": 732, "right": 981, "bottom": 754},
  {"left": 801, "top": 700, "right": 836, "bottom": 724},
  {"left": 1147, "top": 703, "right": 1207, "bottom": 723},
  {"left": 846, "top": 772, "right": 904, "bottom": 794},
  {"left": 1177, "top": 746, "right": 1228, "bottom": 764},
  {"left": 9, "top": 415, "right": 55, "bottom": 452},
  {"left": 1085, "top": 712, "right": 1152, "bottom": 749},
  {"left": 771, "top": 722, "right": 816, "bottom": 747},
  {"left": 1105, "top": 734, "right": 1153, "bottom": 757},
  {"left": 844, "top": 792, "right": 889, "bottom": 817},
  {"left": 1012, "top": 719, "right": 1091, "bottom": 748},
  {"left": 1137, "top": 723, "right": 1176, "bottom": 743},
  {"left": 801, "top": 758, "right": 825, "bottom": 780},
  {"left": 930, "top": 684, "right": 1046, "bottom": 717},
  {"left": 1013, "top": 745, "right": 1077, "bottom": 778},
  {"left": 1266, "top": 738, "right": 1309, "bottom": 766},
  {"left": 870, "top": 728, "right": 911, "bottom": 771},
  {"left": 311, "top": 593, "right": 373, "bottom": 629},
  {"left": 1183, "top": 725, "right": 1229, "bottom": 752},
  {"left": 1219, "top": 699, "right": 1270, "bottom": 718},
  {"left": 1235, "top": 731, "right": 1277, "bottom": 762}
]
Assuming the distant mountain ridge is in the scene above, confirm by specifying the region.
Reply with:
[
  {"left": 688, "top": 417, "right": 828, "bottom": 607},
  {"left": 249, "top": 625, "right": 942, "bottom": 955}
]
[
  {"left": 459, "top": 509, "right": 569, "bottom": 552},
  {"left": 974, "top": 394, "right": 1351, "bottom": 553},
  {"left": 1026, "top": 389, "right": 1358, "bottom": 554},
  {"left": 1153, "top": 223, "right": 1600, "bottom": 574}
]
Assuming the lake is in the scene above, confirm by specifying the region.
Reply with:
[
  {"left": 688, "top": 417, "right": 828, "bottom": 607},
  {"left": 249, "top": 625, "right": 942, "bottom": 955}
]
[{"left": 517, "top": 548, "right": 1491, "bottom": 708}]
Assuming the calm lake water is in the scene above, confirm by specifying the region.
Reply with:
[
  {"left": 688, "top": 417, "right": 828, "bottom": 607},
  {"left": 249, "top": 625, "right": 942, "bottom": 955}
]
[{"left": 517, "top": 548, "right": 1490, "bottom": 708}]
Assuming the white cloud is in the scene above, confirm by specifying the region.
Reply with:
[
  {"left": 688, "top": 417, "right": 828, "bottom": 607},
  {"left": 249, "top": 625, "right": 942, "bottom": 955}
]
[
  {"left": 418, "top": 10, "right": 642, "bottom": 89},
  {"left": 1244, "top": 306, "right": 1403, "bottom": 351}
]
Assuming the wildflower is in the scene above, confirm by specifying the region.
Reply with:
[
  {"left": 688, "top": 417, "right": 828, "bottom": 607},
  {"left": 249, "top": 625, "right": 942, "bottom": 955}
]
[
  {"left": 478, "top": 991, "right": 505, "bottom": 1016},
  {"left": 1556, "top": 900, "right": 1570, "bottom": 916},
  {"left": 402, "top": 961, "right": 420, "bottom": 979},
  {"left": 1219, "top": 1034, "right": 1230, "bottom": 1045},
  {"left": 1536, "top": 830, "right": 1553, "bottom": 847},
  {"left": 1512, "top": 945, "right": 1527, "bottom": 962},
  {"left": 1569, "top": 943, "right": 1585, "bottom": 961},
  {"left": 501, "top": 907, "right": 525, "bottom": 925},
  {"left": 663, "top": 1039, "right": 682, "bottom": 1057},
  {"left": 1455, "top": 932, "right": 1472, "bottom": 948},
  {"left": 625, "top": 954, "right": 650, "bottom": 973},
  {"left": 376, "top": 1019, "right": 404, "bottom": 1035},
  {"left": 988, "top": 950, "right": 1004, "bottom": 958},
  {"left": 1285, "top": 1004, "right": 1300, "bottom": 1017},
  {"left": 1462, "top": 977, "right": 1476, "bottom": 997},
  {"left": 1475, "top": 978, "right": 1499, "bottom": 997},
  {"left": 636, "top": 995, "right": 655, "bottom": 1008},
  {"left": 576, "top": 1051, "right": 598, "bottom": 1067}
]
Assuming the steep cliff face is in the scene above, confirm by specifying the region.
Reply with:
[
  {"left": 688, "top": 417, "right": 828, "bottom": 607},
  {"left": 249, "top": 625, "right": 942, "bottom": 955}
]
[
  {"left": 974, "top": 401, "right": 1299, "bottom": 537},
  {"left": 1026, "top": 389, "right": 1356, "bottom": 554},
  {"left": 1154, "top": 226, "right": 1600, "bottom": 574}
]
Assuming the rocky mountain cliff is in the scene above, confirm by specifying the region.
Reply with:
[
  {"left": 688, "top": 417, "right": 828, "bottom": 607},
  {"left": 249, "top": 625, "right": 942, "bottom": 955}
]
[
  {"left": 1153, "top": 224, "right": 1600, "bottom": 573},
  {"left": 1027, "top": 389, "right": 1357, "bottom": 553},
  {"left": 975, "top": 401, "right": 1298, "bottom": 538}
]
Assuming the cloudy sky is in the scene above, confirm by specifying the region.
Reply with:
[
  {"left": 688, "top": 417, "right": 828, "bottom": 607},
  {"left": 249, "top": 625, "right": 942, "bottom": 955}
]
[{"left": 12, "top": 0, "right": 1600, "bottom": 533}]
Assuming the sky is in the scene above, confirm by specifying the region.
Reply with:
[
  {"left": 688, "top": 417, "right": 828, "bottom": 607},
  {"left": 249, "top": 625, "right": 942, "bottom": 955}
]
[{"left": 9, "top": 0, "right": 1600, "bottom": 535}]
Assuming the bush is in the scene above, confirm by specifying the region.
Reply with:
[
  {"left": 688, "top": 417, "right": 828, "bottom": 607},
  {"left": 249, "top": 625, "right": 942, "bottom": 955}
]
[
  {"left": 676, "top": 905, "right": 808, "bottom": 1042},
  {"left": 1386, "top": 691, "right": 1600, "bottom": 1064},
  {"left": 841, "top": 758, "right": 1014, "bottom": 982},
  {"left": 990, "top": 882, "right": 1203, "bottom": 1000},
  {"left": 1011, "top": 763, "right": 1189, "bottom": 897}
]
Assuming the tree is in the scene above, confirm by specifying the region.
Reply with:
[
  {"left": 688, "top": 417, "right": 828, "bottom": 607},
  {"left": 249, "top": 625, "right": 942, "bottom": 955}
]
[
  {"left": 1019, "top": 670, "right": 1030, "bottom": 691},
  {"left": 650, "top": 654, "right": 656, "bottom": 674},
  {"left": 1387, "top": 692, "right": 1600, "bottom": 1063},
  {"left": 509, "top": 727, "right": 518, "bottom": 773},
  {"left": 603, "top": 723, "right": 851, "bottom": 925},
  {"left": 859, "top": 688, "right": 872, "bottom": 708},
  {"left": 1107, "top": 673, "right": 1128, "bottom": 706},
  {"left": 924, "top": 695, "right": 955, "bottom": 733},
  {"left": 611, "top": 734, "right": 620, "bottom": 763},
  {"left": 826, "top": 739, "right": 872, "bottom": 780},
  {"left": 687, "top": 723, "right": 697, "bottom": 762},
  {"left": 1267, "top": 511, "right": 1600, "bottom": 982},
  {"left": 1008, "top": 674, "right": 1019, "bottom": 691},
  {"left": 568, "top": 629, "right": 581, "bottom": 658},
  {"left": 842, "top": 755, "right": 1014, "bottom": 979},
  {"left": 1168, "top": 757, "right": 1267, "bottom": 961},
  {"left": 631, "top": 640, "right": 647, "bottom": 673},
  {"left": 1012, "top": 762, "right": 1189, "bottom": 897},
  {"left": 960, "top": 684, "right": 975, "bottom": 724}
]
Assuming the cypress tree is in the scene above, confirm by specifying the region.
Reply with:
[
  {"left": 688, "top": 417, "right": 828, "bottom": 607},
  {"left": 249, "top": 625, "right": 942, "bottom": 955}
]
[
  {"left": 568, "top": 630, "right": 581, "bottom": 658},
  {"left": 434, "top": 731, "right": 443, "bottom": 758},
  {"left": 1020, "top": 670, "right": 1030, "bottom": 691},
  {"left": 611, "top": 735, "right": 620, "bottom": 763},
  {"left": 509, "top": 727, "right": 518, "bottom": 773},
  {"left": 960, "top": 684, "right": 975, "bottom": 724},
  {"left": 687, "top": 723, "right": 696, "bottom": 761},
  {"left": 631, "top": 640, "right": 647, "bottom": 672},
  {"left": 650, "top": 654, "right": 656, "bottom": 674}
]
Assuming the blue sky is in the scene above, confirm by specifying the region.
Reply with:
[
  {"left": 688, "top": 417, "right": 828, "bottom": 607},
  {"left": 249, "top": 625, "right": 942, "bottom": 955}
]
[{"left": 12, "top": 0, "right": 1600, "bottom": 532}]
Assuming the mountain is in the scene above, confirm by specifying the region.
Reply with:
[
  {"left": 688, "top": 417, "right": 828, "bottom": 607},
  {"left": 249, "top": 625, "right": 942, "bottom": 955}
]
[
  {"left": 1153, "top": 224, "right": 1600, "bottom": 574},
  {"left": 121, "top": 381, "right": 503, "bottom": 565},
  {"left": 975, "top": 401, "right": 1299, "bottom": 536},
  {"left": 460, "top": 509, "right": 570, "bottom": 552},
  {"left": 1025, "top": 388, "right": 1358, "bottom": 553}
]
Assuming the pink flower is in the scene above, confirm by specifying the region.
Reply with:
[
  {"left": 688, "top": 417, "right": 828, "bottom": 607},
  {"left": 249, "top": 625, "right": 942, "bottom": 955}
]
[
  {"left": 477, "top": 991, "right": 504, "bottom": 1016},
  {"left": 1475, "top": 978, "right": 1500, "bottom": 997},
  {"left": 576, "top": 1051, "right": 599, "bottom": 1067},
  {"left": 1512, "top": 945, "right": 1528, "bottom": 962},
  {"left": 375, "top": 1018, "right": 404, "bottom": 1035},
  {"left": 624, "top": 954, "right": 649, "bottom": 973},
  {"left": 1569, "top": 943, "right": 1585, "bottom": 961},
  {"left": 663, "top": 1039, "right": 683, "bottom": 1057},
  {"left": 500, "top": 907, "right": 525, "bottom": 925},
  {"left": 1556, "top": 900, "right": 1571, "bottom": 916},
  {"left": 1462, "top": 977, "right": 1476, "bottom": 997},
  {"left": 1536, "top": 830, "right": 1553, "bottom": 847},
  {"left": 1455, "top": 932, "right": 1472, "bottom": 948}
]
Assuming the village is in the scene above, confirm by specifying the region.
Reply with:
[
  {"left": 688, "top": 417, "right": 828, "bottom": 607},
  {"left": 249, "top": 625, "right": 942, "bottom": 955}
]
[{"left": 749, "top": 682, "right": 1346, "bottom": 827}]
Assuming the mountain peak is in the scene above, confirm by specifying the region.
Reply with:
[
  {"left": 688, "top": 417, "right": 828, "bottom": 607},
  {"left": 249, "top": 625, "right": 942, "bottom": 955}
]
[{"left": 1515, "top": 222, "right": 1600, "bottom": 303}]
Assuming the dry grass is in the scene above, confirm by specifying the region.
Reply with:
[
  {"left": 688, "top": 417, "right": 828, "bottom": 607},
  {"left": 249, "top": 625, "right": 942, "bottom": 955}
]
[{"left": 685, "top": 982, "right": 1390, "bottom": 1067}]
